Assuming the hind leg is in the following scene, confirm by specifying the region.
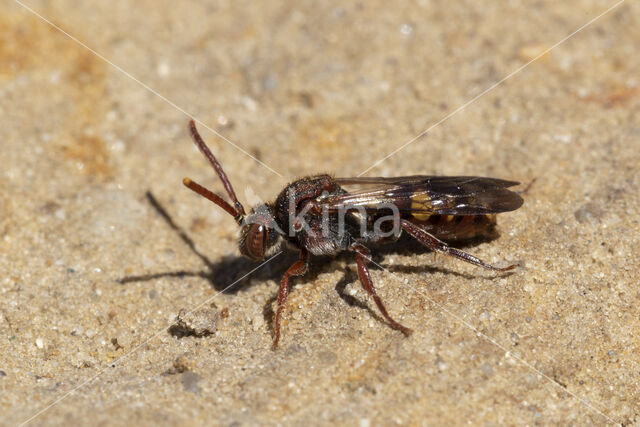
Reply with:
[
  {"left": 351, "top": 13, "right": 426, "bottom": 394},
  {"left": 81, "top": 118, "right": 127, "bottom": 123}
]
[{"left": 401, "top": 220, "right": 517, "bottom": 272}]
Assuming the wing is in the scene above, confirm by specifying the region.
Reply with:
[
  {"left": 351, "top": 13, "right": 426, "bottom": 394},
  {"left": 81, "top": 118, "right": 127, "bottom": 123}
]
[{"left": 321, "top": 176, "right": 524, "bottom": 215}]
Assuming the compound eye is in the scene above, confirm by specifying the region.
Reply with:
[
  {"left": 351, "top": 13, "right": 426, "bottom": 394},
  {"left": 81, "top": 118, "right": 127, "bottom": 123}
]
[{"left": 246, "top": 223, "right": 265, "bottom": 260}]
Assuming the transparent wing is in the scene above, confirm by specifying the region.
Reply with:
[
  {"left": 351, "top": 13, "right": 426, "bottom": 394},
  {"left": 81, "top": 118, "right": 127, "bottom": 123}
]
[{"left": 322, "top": 176, "right": 523, "bottom": 215}]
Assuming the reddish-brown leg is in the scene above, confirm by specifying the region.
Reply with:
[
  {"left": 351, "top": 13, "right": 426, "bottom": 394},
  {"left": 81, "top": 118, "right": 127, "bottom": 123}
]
[
  {"left": 401, "top": 220, "right": 517, "bottom": 271},
  {"left": 272, "top": 249, "right": 309, "bottom": 350},
  {"left": 350, "top": 243, "right": 413, "bottom": 336}
]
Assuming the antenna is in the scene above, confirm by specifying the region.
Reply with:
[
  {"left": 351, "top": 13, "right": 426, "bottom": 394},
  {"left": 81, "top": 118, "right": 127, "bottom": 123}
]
[{"left": 183, "top": 120, "right": 246, "bottom": 223}]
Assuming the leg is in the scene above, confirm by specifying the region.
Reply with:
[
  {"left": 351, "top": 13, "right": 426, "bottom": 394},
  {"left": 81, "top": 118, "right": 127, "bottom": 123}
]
[
  {"left": 518, "top": 177, "right": 537, "bottom": 195},
  {"left": 401, "top": 220, "right": 517, "bottom": 272},
  {"left": 350, "top": 244, "right": 413, "bottom": 336},
  {"left": 273, "top": 249, "right": 309, "bottom": 350}
]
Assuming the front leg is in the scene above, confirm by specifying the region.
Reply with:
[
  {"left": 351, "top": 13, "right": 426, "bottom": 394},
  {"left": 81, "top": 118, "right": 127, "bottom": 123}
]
[
  {"left": 273, "top": 249, "right": 309, "bottom": 350},
  {"left": 350, "top": 243, "right": 413, "bottom": 336}
]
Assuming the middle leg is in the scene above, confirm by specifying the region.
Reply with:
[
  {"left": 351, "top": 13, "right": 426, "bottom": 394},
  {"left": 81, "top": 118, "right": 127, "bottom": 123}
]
[{"left": 350, "top": 243, "right": 413, "bottom": 336}]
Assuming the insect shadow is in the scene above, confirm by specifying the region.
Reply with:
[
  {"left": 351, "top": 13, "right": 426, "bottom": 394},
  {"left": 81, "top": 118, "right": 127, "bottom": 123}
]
[
  {"left": 118, "top": 191, "right": 291, "bottom": 293},
  {"left": 118, "top": 191, "right": 510, "bottom": 328}
]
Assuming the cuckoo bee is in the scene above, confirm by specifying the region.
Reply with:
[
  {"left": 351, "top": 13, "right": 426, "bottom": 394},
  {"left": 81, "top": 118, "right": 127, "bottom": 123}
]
[{"left": 183, "top": 120, "right": 524, "bottom": 349}]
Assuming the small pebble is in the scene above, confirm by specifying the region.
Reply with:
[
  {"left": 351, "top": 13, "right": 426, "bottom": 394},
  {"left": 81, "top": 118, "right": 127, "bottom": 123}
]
[
  {"left": 172, "top": 354, "right": 196, "bottom": 373},
  {"left": 317, "top": 351, "right": 338, "bottom": 366},
  {"left": 35, "top": 338, "right": 44, "bottom": 349},
  {"left": 181, "top": 371, "right": 202, "bottom": 393},
  {"left": 252, "top": 314, "right": 264, "bottom": 332},
  {"left": 172, "top": 308, "right": 219, "bottom": 337},
  {"left": 399, "top": 23, "right": 413, "bottom": 36},
  {"left": 116, "top": 330, "right": 132, "bottom": 348},
  {"left": 480, "top": 362, "right": 493, "bottom": 376},
  {"left": 73, "top": 352, "right": 96, "bottom": 368},
  {"left": 157, "top": 61, "right": 170, "bottom": 77}
]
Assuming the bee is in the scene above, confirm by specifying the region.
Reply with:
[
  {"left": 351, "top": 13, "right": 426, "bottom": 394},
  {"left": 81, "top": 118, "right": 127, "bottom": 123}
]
[{"left": 183, "top": 120, "right": 524, "bottom": 349}]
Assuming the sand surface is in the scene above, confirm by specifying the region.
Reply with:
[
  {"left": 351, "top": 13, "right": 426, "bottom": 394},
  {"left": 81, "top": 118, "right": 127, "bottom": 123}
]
[{"left": 1, "top": 0, "right": 639, "bottom": 425}]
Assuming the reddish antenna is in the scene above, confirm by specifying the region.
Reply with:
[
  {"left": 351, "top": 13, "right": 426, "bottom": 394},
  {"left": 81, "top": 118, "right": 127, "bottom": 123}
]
[{"left": 183, "top": 120, "right": 246, "bottom": 223}]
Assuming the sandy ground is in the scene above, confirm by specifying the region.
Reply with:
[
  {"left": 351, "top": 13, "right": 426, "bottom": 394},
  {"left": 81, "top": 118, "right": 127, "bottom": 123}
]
[{"left": 1, "top": 0, "right": 639, "bottom": 425}]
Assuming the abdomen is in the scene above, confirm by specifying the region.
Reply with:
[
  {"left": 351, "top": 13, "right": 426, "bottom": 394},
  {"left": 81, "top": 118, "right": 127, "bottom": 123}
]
[{"left": 408, "top": 214, "right": 498, "bottom": 241}]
